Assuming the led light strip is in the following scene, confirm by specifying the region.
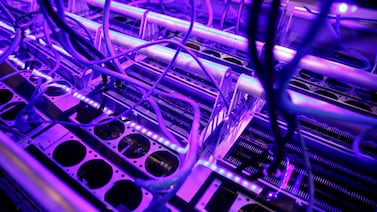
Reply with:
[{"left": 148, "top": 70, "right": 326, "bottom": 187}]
[
  {"left": 197, "top": 159, "right": 263, "bottom": 195},
  {"left": 2, "top": 47, "right": 188, "bottom": 154},
  {"left": 125, "top": 121, "right": 189, "bottom": 154},
  {"left": 2, "top": 57, "right": 188, "bottom": 154},
  {"left": 47, "top": 82, "right": 113, "bottom": 115},
  {"left": 0, "top": 21, "right": 71, "bottom": 57},
  {"left": 47, "top": 82, "right": 189, "bottom": 154},
  {"left": 0, "top": 23, "right": 189, "bottom": 156},
  {"left": 0, "top": 50, "right": 114, "bottom": 115},
  {"left": 0, "top": 55, "right": 113, "bottom": 116},
  {"left": 0, "top": 49, "right": 54, "bottom": 82}
]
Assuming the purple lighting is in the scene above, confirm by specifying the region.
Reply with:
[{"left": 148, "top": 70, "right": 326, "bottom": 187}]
[
  {"left": 337, "top": 3, "right": 348, "bottom": 13},
  {"left": 333, "top": 2, "right": 357, "bottom": 14},
  {"left": 198, "top": 160, "right": 263, "bottom": 195}
]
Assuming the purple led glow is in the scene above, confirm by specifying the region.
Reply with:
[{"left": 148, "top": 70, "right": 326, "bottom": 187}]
[
  {"left": 267, "top": 192, "right": 274, "bottom": 197},
  {"left": 48, "top": 83, "right": 115, "bottom": 116},
  {"left": 198, "top": 160, "right": 263, "bottom": 195},
  {"left": 337, "top": 3, "right": 348, "bottom": 13},
  {"left": 126, "top": 120, "right": 189, "bottom": 153},
  {"left": 333, "top": 2, "right": 357, "bottom": 14},
  {"left": 0, "top": 51, "right": 25, "bottom": 70},
  {"left": 218, "top": 168, "right": 225, "bottom": 175},
  {"left": 281, "top": 164, "right": 294, "bottom": 189},
  {"left": 351, "top": 5, "right": 357, "bottom": 12},
  {"left": 1, "top": 49, "right": 57, "bottom": 87}
]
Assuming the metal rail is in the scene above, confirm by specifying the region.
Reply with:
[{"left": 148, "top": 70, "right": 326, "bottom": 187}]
[
  {"left": 67, "top": 13, "right": 230, "bottom": 81},
  {"left": 83, "top": 0, "right": 377, "bottom": 90},
  {"left": 67, "top": 14, "right": 377, "bottom": 124}
]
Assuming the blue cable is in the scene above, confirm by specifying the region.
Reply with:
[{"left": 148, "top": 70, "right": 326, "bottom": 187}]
[
  {"left": 137, "top": 0, "right": 196, "bottom": 109},
  {"left": 136, "top": 0, "right": 198, "bottom": 209},
  {"left": 352, "top": 127, "right": 377, "bottom": 165},
  {"left": 103, "top": 0, "right": 124, "bottom": 74},
  {"left": 0, "top": 1, "right": 20, "bottom": 64}
]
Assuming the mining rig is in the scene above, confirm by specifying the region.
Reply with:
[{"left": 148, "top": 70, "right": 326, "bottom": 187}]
[{"left": 0, "top": 0, "right": 377, "bottom": 211}]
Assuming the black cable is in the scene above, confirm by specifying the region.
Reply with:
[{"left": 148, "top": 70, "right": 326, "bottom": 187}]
[
  {"left": 247, "top": 1, "right": 331, "bottom": 210},
  {"left": 264, "top": 0, "right": 280, "bottom": 80},
  {"left": 65, "top": 15, "right": 94, "bottom": 45},
  {"left": 70, "top": 37, "right": 95, "bottom": 62},
  {"left": 247, "top": 0, "right": 275, "bottom": 175},
  {"left": 247, "top": 0, "right": 264, "bottom": 83},
  {"left": 14, "top": 10, "right": 40, "bottom": 28},
  {"left": 249, "top": 0, "right": 286, "bottom": 175},
  {"left": 40, "top": 0, "right": 113, "bottom": 83},
  {"left": 295, "top": 119, "right": 314, "bottom": 212}
]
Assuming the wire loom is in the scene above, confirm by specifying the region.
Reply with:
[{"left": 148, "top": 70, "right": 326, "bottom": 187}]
[{"left": 0, "top": 0, "right": 377, "bottom": 211}]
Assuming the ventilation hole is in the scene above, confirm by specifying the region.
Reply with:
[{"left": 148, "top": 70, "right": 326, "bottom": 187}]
[
  {"left": 315, "top": 90, "right": 338, "bottom": 100},
  {"left": 23, "top": 60, "right": 43, "bottom": 70},
  {"left": 224, "top": 57, "right": 243, "bottom": 65},
  {"left": 185, "top": 43, "right": 200, "bottom": 50},
  {"left": 0, "top": 102, "right": 26, "bottom": 120},
  {"left": 52, "top": 140, "right": 86, "bottom": 167},
  {"left": 77, "top": 159, "right": 113, "bottom": 189},
  {"left": 202, "top": 49, "right": 221, "bottom": 58},
  {"left": 345, "top": 100, "right": 372, "bottom": 112},
  {"left": 325, "top": 78, "right": 352, "bottom": 92},
  {"left": 299, "top": 69, "right": 324, "bottom": 82},
  {"left": 45, "top": 81, "right": 70, "bottom": 97},
  {"left": 0, "top": 89, "right": 13, "bottom": 105},
  {"left": 113, "top": 16, "right": 127, "bottom": 22},
  {"left": 290, "top": 80, "right": 310, "bottom": 90},
  {"left": 104, "top": 180, "right": 142, "bottom": 211},
  {"left": 239, "top": 204, "right": 270, "bottom": 212},
  {"left": 118, "top": 134, "right": 150, "bottom": 158},
  {"left": 355, "top": 89, "right": 377, "bottom": 102},
  {"left": 145, "top": 151, "right": 179, "bottom": 177},
  {"left": 94, "top": 119, "right": 125, "bottom": 140},
  {"left": 0, "top": 40, "right": 10, "bottom": 49}
]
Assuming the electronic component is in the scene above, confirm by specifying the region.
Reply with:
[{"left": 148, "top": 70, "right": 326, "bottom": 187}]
[{"left": 0, "top": 0, "right": 377, "bottom": 211}]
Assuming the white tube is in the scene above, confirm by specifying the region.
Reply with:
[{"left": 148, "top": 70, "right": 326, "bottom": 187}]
[{"left": 83, "top": 0, "right": 377, "bottom": 90}]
